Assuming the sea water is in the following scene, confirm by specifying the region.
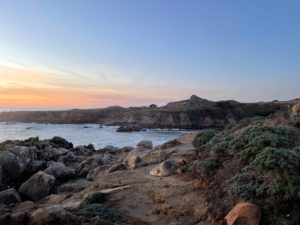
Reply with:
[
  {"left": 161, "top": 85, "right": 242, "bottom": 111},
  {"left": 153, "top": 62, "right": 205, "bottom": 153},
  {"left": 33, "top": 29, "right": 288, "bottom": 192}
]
[{"left": 0, "top": 123, "right": 190, "bottom": 149}]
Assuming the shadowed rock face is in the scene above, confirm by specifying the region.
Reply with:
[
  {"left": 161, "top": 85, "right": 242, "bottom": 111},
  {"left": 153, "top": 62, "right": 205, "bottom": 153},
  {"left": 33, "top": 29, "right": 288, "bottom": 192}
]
[{"left": 0, "top": 95, "right": 295, "bottom": 129}]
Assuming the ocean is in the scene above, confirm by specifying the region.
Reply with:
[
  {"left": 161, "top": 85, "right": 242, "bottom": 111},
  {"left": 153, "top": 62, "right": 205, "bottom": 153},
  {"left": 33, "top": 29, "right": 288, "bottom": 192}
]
[{"left": 0, "top": 123, "right": 190, "bottom": 149}]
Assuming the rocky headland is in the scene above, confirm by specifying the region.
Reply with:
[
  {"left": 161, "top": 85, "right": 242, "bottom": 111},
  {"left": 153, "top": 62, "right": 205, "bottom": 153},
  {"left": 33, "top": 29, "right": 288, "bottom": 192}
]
[{"left": 1, "top": 95, "right": 297, "bottom": 130}]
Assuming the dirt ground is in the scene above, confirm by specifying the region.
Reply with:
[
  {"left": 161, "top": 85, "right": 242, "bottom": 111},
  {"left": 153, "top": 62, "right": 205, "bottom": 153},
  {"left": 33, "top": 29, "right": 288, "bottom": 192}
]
[{"left": 88, "top": 134, "right": 215, "bottom": 225}]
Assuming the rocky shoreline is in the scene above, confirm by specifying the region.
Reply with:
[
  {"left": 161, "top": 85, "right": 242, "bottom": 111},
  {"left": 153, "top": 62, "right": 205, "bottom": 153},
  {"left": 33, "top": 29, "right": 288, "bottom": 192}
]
[{"left": 0, "top": 134, "right": 202, "bottom": 225}]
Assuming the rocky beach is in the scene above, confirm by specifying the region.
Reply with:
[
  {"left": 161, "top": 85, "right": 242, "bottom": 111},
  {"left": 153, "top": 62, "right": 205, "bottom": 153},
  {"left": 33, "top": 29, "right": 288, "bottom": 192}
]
[{"left": 0, "top": 133, "right": 203, "bottom": 225}]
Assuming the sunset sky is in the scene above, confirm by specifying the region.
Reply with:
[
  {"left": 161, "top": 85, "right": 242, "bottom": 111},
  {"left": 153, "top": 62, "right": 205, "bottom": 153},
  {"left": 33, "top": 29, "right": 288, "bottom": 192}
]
[{"left": 0, "top": 0, "right": 300, "bottom": 110}]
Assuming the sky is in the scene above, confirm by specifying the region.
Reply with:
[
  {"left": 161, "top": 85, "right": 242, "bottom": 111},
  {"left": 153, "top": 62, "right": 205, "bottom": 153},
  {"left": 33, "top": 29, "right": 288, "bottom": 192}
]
[{"left": 0, "top": 0, "right": 299, "bottom": 110}]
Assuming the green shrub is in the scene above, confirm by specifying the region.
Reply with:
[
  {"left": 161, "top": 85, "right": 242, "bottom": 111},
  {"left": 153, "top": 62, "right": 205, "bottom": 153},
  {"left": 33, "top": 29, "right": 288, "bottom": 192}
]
[
  {"left": 290, "top": 116, "right": 300, "bottom": 128},
  {"left": 211, "top": 141, "right": 228, "bottom": 153},
  {"left": 228, "top": 148, "right": 300, "bottom": 203},
  {"left": 247, "top": 133, "right": 288, "bottom": 148},
  {"left": 228, "top": 172, "right": 260, "bottom": 200},
  {"left": 228, "top": 125, "right": 298, "bottom": 151},
  {"left": 192, "top": 129, "right": 217, "bottom": 150},
  {"left": 233, "top": 116, "right": 264, "bottom": 130},
  {"left": 78, "top": 192, "right": 124, "bottom": 223},
  {"left": 238, "top": 147, "right": 261, "bottom": 161},
  {"left": 273, "top": 126, "right": 298, "bottom": 147},
  {"left": 192, "top": 157, "right": 221, "bottom": 175}
]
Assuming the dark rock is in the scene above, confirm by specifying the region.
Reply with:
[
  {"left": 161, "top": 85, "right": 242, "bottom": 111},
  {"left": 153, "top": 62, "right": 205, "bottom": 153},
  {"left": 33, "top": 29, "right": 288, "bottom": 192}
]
[
  {"left": 75, "top": 155, "right": 104, "bottom": 177},
  {"left": 0, "top": 151, "right": 21, "bottom": 185},
  {"left": 23, "top": 137, "right": 40, "bottom": 146},
  {"left": 136, "top": 140, "right": 153, "bottom": 150},
  {"left": 7, "top": 146, "right": 37, "bottom": 163},
  {"left": 73, "top": 145, "right": 95, "bottom": 157},
  {"left": 19, "top": 171, "right": 55, "bottom": 201},
  {"left": 38, "top": 147, "right": 70, "bottom": 161},
  {"left": 44, "top": 162, "right": 75, "bottom": 181},
  {"left": 57, "top": 151, "right": 77, "bottom": 163},
  {"left": 30, "top": 205, "right": 78, "bottom": 225},
  {"left": 23, "top": 160, "right": 46, "bottom": 178},
  {"left": 0, "top": 188, "right": 21, "bottom": 204},
  {"left": 160, "top": 139, "right": 182, "bottom": 149},
  {"left": 117, "top": 125, "right": 142, "bottom": 132},
  {"left": 0, "top": 201, "right": 37, "bottom": 225},
  {"left": 149, "top": 104, "right": 157, "bottom": 109},
  {"left": 51, "top": 136, "right": 73, "bottom": 149},
  {"left": 101, "top": 145, "right": 119, "bottom": 152},
  {"left": 57, "top": 178, "right": 90, "bottom": 194},
  {"left": 107, "top": 163, "right": 127, "bottom": 173}
]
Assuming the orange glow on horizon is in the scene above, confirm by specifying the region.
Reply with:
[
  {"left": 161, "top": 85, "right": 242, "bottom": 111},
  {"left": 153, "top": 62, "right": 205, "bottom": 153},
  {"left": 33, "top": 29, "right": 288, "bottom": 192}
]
[{"left": 0, "top": 62, "right": 174, "bottom": 110}]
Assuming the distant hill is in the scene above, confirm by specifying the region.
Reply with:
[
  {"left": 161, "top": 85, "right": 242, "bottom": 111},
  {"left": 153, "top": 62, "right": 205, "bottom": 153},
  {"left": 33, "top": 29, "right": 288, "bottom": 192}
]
[{"left": 164, "top": 95, "right": 216, "bottom": 109}]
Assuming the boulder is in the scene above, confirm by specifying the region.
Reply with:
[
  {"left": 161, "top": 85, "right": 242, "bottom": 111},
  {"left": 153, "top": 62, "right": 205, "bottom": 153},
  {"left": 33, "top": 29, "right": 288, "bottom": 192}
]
[
  {"left": 44, "top": 162, "right": 75, "bottom": 181},
  {"left": 0, "top": 151, "right": 22, "bottom": 184},
  {"left": 7, "top": 146, "right": 37, "bottom": 164},
  {"left": 149, "top": 160, "right": 179, "bottom": 177},
  {"left": 292, "top": 103, "right": 300, "bottom": 116},
  {"left": 75, "top": 154, "right": 104, "bottom": 177},
  {"left": 86, "top": 165, "right": 110, "bottom": 180},
  {"left": 19, "top": 171, "right": 55, "bottom": 201},
  {"left": 57, "top": 178, "right": 90, "bottom": 194},
  {"left": 30, "top": 205, "right": 78, "bottom": 225},
  {"left": 23, "top": 160, "right": 46, "bottom": 177},
  {"left": 225, "top": 202, "right": 261, "bottom": 225},
  {"left": 107, "top": 163, "right": 127, "bottom": 173},
  {"left": 136, "top": 140, "right": 153, "bottom": 150},
  {"left": 0, "top": 188, "right": 21, "bottom": 204},
  {"left": 126, "top": 152, "right": 141, "bottom": 169},
  {"left": 0, "top": 201, "right": 37, "bottom": 225},
  {"left": 124, "top": 141, "right": 154, "bottom": 169},
  {"left": 72, "top": 145, "right": 95, "bottom": 157},
  {"left": 51, "top": 136, "right": 73, "bottom": 149},
  {"left": 117, "top": 125, "right": 142, "bottom": 132},
  {"left": 101, "top": 145, "right": 119, "bottom": 153},
  {"left": 38, "top": 147, "right": 70, "bottom": 161},
  {"left": 140, "top": 149, "right": 169, "bottom": 165},
  {"left": 160, "top": 139, "right": 182, "bottom": 149},
  {"left": 57, "top": 151, "right": 77, "bottom": 163}
]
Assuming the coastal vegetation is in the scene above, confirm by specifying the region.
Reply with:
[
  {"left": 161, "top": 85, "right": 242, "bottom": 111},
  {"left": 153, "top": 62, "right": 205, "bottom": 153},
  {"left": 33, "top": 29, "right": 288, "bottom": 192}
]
[{"left": 191, "top": 112, "right": 300, "bottom": 225}]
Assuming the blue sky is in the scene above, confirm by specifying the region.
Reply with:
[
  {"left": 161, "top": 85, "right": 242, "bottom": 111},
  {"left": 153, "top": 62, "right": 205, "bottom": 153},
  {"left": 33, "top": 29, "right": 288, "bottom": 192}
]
[{"left": 0, "top": 0, "right": 299, "bottom": 109}]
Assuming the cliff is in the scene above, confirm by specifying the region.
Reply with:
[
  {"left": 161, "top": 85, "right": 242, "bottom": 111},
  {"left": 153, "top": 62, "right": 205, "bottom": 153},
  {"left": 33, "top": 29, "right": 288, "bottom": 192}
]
[{"left": 0, "top": 95, "right": 297, "bottom": 129}]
